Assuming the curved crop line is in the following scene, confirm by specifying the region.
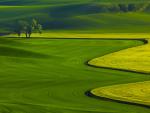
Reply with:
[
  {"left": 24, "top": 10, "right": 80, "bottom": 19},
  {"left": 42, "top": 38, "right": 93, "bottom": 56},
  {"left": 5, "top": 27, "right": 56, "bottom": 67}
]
[
  {"left": 87, "top": 38, "right": 150, "bottom": 107},
  {"left": 85, "top": 90, "right": 150, "bottom": 108},
  {"left": 87, "top": 38, "right": 148, "bottom": 74}
]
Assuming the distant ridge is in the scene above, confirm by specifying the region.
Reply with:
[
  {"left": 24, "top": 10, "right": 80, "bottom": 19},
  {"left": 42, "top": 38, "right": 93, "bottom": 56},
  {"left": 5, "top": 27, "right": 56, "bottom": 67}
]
[
  {"left": 0, "top": 0, "right": 150, "bottom": 5},
  {"left": 0, "top": 0, "right": 150, "bottom": 33}
]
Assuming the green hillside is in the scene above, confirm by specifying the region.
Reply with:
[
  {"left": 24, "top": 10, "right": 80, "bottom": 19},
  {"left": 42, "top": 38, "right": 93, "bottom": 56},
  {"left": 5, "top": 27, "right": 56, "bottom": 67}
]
[
  {"left": 0, "top": 1, "right": 150, "bottom": 33},
  {"left": 0, "top": 37, "right": 149, "bottom": 113}
]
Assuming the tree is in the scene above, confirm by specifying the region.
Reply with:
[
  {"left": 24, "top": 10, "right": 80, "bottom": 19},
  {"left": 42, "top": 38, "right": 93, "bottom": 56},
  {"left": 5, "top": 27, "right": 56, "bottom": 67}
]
[
  {"left": 14, "top": 20, "right": 28, "bottom": 37},
  {"left": 128, "top": 4, "right": 137, "bottom": 12},
  {"left": 37, "top": 24, "right": 42, "bottom": 34},
  {"left": 119, "top": 4, "right": 128, "bottom": 12},
  {"left": 31, "top": 19, "right": 42, "bottom": 35},
  {"left": 14, "top": 19, "right": 42, "bottom": 38}
]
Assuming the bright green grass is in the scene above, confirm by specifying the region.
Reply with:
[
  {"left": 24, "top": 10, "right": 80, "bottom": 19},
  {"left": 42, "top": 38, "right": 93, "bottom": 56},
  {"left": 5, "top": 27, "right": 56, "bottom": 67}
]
[{"left": 0, "top": 37, "right": 150, "bottom": 113}]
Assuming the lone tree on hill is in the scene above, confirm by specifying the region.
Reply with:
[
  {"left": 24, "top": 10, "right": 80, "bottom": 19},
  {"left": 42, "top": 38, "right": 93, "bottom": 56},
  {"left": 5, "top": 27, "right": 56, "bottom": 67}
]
[{"left": 14, "top": 19, "right": 42, "bottom": 38}]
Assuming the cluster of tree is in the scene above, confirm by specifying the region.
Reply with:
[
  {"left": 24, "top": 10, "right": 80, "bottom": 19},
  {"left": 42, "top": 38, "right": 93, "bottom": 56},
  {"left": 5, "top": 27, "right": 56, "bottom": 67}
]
[
  {"left": 107, "top": 4, "right": 141, "bottom": 12},
  {"left": 14, "top": 19, "right": 42, "bottom": 38},
  {"left": 118, "top": 4, "right": 140, "bottom": 12},
  {"left": 88, "top": 3, "right": 148, "bottom": 13}
]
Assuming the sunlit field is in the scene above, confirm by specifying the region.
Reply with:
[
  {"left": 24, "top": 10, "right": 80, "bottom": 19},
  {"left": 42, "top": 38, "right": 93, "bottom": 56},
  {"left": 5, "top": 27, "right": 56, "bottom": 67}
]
[
  {"left": 88, "top": 36, "right": 150, "bottom": 106},
  {"left": 89, "top": 39, "right": 150, "bottom": 73},
  {"left": 0, "top": 37, "right": 149, "bottom": 113},
  {"left": 8, "top": 32, "right": 150, "bottom": 39},
  {"left": 91, "top": 81, "right": 150, "bottom": 106}
]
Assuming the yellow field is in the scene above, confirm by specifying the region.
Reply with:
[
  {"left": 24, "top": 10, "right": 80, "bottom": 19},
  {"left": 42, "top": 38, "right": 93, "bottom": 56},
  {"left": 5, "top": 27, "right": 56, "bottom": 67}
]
[
  {"left": 91, "top": 81, "right": 150, "bottom": 106},
  {"left": 89, "top": 39, "right": 150, "bottom": 73},
  {"left": 8, "top": 32, "right": 150, "bottom": 39}
]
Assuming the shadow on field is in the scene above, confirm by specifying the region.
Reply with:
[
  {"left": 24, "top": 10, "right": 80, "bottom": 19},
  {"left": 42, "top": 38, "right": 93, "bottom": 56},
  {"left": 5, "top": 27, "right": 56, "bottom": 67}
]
[{"left": 0, "top": 46, "right": 48, "bottom": 58}]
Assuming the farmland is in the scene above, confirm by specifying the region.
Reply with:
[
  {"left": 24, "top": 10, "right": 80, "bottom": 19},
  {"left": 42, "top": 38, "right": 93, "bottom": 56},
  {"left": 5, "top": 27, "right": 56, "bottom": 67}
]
[
  {"left": 91, "top": 81, "right": 150, "bottom": 106},
  {"left": 89, "top": 39, "right": 150, "bottom": 73},
  {"left": 0, "top": 0, "right": 150, "bottom": 113},
  {"left": 0, "top": 37, "right": 150, "bottom": 113}
]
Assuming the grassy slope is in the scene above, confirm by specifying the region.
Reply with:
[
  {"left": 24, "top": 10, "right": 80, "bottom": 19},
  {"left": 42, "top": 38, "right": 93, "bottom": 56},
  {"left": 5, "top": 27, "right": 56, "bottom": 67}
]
[
  {"left": 91, "top": 81, "right": 150, "bottom": 106},
  {"left": 0, "top": 38, "right": 150, "bottom": 113},
  {"left": 1, "top": 1, "right": 150, "bottom": 33}
]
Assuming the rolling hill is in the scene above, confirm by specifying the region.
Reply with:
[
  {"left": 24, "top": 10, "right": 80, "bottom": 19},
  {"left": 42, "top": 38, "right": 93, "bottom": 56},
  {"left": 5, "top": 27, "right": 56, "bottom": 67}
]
[
  {"left": 0, "top": 1, "right": 150, "bottom": 33},
  {"left": 0, "top": 37, "right": 149, "bottom": 113},
  {"left": 0, "top": 0, "right": 150, "bottom": 113}
]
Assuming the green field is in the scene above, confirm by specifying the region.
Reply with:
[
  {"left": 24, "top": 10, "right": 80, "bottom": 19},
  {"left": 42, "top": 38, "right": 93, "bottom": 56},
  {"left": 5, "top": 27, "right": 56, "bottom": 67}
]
[{"left": 0, "top": 37, "right": 150, "bottom": 113}]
